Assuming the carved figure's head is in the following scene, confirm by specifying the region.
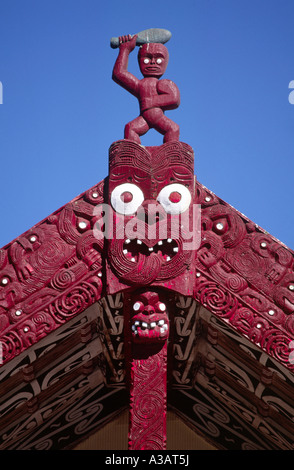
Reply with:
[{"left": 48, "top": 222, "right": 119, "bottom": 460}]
[
  {"left": 106, "top": 140, "right": 197, "bottom": 294},
  {"left": 130, "top": 290, "right": 169, "bottom": 343},
  {"left": 138, "top": 43, "right": 169, "bottom": 78}
]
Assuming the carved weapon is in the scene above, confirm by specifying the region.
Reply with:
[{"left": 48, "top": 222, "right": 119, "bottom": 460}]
[{"left": 110, "top": 28, "right": 172, "bottom": 49}]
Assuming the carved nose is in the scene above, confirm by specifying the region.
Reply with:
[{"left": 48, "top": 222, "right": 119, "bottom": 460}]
[
  {"left": 142, "top": 305, "right": 155, "bottom": 315},
  {"left": 137, "top": 200, "right": 166, "bottom": 225}
]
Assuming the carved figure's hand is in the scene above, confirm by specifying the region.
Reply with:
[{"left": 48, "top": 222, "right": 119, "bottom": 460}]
[
  {"left": 198, "top": 248, "right": 216, "bottom": 268},
  {"left": 15, "top": 261, "right": 34, "bottom": 281},
  {"left": 119, "top": 34, "right": 138, "bottom": 52}
]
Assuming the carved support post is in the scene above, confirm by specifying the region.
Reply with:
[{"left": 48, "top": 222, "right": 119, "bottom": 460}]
[
  {"left": 124, "top": 290, "right": 170, "bottom": 450},
  {"left": 128, "top": 342, "right": 167, "bottom": 450}
]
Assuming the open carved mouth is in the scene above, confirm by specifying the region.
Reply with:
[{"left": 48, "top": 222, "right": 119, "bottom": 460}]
[
  {"left": 108, "top": 235, "right": 189, "bottom": 285},
  {"left": 122, "top": 238, "right": 179, "bottom": 263},
  {"left": 131, "top": 305, "right": 169, "bottom": 343},
  {"left": 132, "top": 317, "right": 168, "bottom": 338}
]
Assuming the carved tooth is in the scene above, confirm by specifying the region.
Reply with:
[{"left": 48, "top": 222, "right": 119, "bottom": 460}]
[
  {"left": 173, "top": 247, "right": 179, "bottom": 252},
  {"left": 150, "top": 322, "right": 156, "bottom": 328},
  {"left": 158, "top": 319, "right": 164, "bottom": 326},
  {"left": 132, "top": 325, "right": 136, "bottom": 331},
  {"left": 158, "top": 240, "right": 163, "bottom": 245},
  {"left": 166, "top": 256, "right": 171, "bottom": 261},
  {"left": 135, "top": 321, "right": 140, "bottom": 326},
  {"left": 167, "top": 238, "right": 172, "bottom": 243},
  {"left": 131, "top": 257, "right": 136, "bottom": 262},
  {"left": 148, "top": 247, "right": 153, "bottom": 251},
  {"left": 137, "top": 239, "right": 142, "bottom": 244},
  {"left": 141, "top": 322, "right": 148, "bottom": 328},
  {"left": 163, "top": 324, "right": 168, "bottom": 330},
  {"left": 160, "top": 327, "right": 165, "bottom": 334},
  {"left": 125, "top": 239, "right": 131, "bottom": 244},
  {"left": 123, "top": 249, "right": 128, "bottom": 254}
]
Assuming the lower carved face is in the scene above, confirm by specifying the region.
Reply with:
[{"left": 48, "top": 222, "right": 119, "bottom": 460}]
[
  {"left": 108, "top": 215, "right": 191, "bottom": 285},
  {"left": 130, "top": 291, "right": 169, "bottom": 343}
]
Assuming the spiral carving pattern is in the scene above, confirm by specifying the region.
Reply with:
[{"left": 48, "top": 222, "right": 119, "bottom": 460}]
[
  {"left": 0, "top": 178, "right": 105, "bottom": 364},
  {"left": 196, "top": 280, "right": 238, "bottom": 319},
  {"left": 49, "top": 278, "right": 102, "bottom": 323}
]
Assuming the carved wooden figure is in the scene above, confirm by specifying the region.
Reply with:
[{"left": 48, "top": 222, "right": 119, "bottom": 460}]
[{"left": 112, "top": 32, "right": 180, "bottom": 144}]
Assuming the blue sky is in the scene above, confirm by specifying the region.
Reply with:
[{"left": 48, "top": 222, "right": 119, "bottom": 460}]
[{"left": 0, "top": 0, "right": 293, "bottom": 250}]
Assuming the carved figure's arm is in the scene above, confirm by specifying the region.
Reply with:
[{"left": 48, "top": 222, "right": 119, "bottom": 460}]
[
  {"left": 155, "top": 80, "right": 180, "bottom": 110},
  {"left": 141, "top": 80, "right": 180, "bottom": 112},
  {"left": 112, "top": 35, "right": 140, "bottom": 97}
]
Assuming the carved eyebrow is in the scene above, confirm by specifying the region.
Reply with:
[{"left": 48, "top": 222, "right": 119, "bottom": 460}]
[{"left": 143, "top": 53, "right": 165, "bottom": 59}]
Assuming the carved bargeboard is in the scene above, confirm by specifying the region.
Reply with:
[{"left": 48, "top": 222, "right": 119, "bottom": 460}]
[{"left": 0, "top": 140, "right": 294, "bottom": 449}]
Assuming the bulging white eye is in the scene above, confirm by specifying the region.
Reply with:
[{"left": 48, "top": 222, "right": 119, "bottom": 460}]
[
  {"left": 143, "top": 58, "right": 149, "bottom": 64},
  {"left": 111, "top": 183, "right": 144, "bottom": 215},
  {"left": 156, "top": 58, "right": 163, "bottom": 64},
  {"left": 157, "top": 183, "right": 191, "bottom": 214}
]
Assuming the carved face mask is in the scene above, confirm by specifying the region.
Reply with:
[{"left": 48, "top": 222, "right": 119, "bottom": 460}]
[
  {"left": 129, "top": 290, "right": 169, "bottom": 344},
  {"left": 106, "top": 140, "right": 197, "bottom": 296}
]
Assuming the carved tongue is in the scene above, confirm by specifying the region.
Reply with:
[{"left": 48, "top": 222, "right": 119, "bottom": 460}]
[{"left": 126, "top": 252, "right": 161, "bottom": 284}]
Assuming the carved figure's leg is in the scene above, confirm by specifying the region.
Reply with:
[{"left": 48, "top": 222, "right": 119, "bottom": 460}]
[
  {"left": 142, "top": 108, "right": 180, "bottom": 143},
  {"left": 155, "top": 114, "right": 180, "bottom": 143},
  {"left": 124, "top": 116, "right": 149, "bottom": 144}
]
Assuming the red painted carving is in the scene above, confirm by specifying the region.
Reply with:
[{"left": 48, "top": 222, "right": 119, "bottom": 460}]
[
  {"left": 104, "top": 134, "right": 196, "bottom": 449},
  {"left": 125, "top": 290, "right": 169, "bottom": 450},
  {"left": 194, "top": 185, "right": 294, "bottom": 368},
  {"left": 1, "top": 140, "right": 294, "bottom": 448},
  {"left": 106, "top": 140, "right": 196, "bottom": 296},
  {"left": 112, "top": 34, "right": 180, "bottom": 143},
  {"left": 128, "top": 344, "right": 167, "bottom": 450},
  {"left": 0, "top": 181, "right": 105, "bottom": 362},
  {"left": 1, "top": 31, "right": 294, "bottom": 451}
]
